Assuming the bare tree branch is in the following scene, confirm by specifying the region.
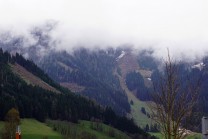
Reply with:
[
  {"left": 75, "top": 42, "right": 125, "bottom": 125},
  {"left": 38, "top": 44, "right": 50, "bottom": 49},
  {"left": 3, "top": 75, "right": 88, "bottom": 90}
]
[{"left": 148, "top": 50, "right": 202, "bottom": 139}]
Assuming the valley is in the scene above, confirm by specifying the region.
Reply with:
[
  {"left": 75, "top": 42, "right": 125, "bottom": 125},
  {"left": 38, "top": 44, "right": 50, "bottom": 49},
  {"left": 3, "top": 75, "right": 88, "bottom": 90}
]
[{"left": 0, "top": 35, "right": 207, "bottom": 138}]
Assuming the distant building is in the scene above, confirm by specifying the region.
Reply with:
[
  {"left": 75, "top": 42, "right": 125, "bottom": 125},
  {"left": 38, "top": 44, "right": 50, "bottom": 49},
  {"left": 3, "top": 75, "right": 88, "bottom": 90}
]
[{"left": 202, "top": 117, "right": 208, "bottom": 139}]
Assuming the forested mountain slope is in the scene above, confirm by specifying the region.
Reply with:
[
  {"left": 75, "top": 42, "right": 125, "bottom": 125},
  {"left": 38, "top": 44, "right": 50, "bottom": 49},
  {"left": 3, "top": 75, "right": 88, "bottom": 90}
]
[
  {"left": 0, "top": 29, "right": 151, "bottom": 116},
  {"left": 38, "top": 49, "right": 130, "bottom": 115},
  {"left": 2, "top": 29, "right": 208, "bottom": 132},
  {"left": 0, "top": 49, "right": 151, "bottom": 137}
]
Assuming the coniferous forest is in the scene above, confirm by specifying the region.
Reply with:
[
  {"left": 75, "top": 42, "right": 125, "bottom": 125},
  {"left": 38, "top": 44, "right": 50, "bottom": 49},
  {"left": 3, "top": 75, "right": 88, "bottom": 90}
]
[{"left": 0, "top": 48, "right": 152, "bottom": 138}]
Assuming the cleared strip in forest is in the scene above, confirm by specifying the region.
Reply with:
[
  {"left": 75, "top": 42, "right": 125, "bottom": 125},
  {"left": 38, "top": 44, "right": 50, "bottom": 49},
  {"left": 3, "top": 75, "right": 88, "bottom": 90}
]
[
  {"left": 10, "top": 63, "right": 61, "bottom": 93},
  {"left": 115, "top": 70, "right": 152, "bottom": 128}
]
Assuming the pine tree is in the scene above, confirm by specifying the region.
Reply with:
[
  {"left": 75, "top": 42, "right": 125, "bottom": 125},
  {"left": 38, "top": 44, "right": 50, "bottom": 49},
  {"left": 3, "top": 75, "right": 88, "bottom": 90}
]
[{"left": 145, "top": 124, "right": 149, "bottom": 132}]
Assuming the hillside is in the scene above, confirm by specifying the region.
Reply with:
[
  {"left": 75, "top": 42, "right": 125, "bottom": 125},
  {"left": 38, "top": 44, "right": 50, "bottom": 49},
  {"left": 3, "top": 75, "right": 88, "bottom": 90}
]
[
  {"left": 46, "top": 120, "right": 131, "bottom": 139},
  {"left": 0, "top": 121, "right": 3, "bottom": 138},
  {"left": 114, "top": 61, "right": 152, "bottom": 127},
  {"left": 0, "top": 32, "right": 153, "bottom": 119},
  {"left": 0, "top": 49, "right": 151, "bottom": 138},
  {"left": 37, "top": 49, "right": 131, "bottom": 115},
  {"left": 0, "top": 119, "right": 132, "bottom": 139},
  {"left": 21, "top": 119, "right": 63, "bottom": 139},
  {"left": 0, "top": 41, "right": 157, "bottom": 128},
  {"left": 149, "top": 132, "right": 201, "bottom": 139},
  {"left": 10, "top": 63, "right": 60, "bottom": 93},
  {"left": 0, "top": 119, "right": 202, "bottom": 139},
  {"left": 2, "top": 32, "right": 208, "bottom": 132},
  {"left": 0, "top": 119, "right": 62, "bottom": 139},
  {"left": 35, "top": 48, "right": 155, "bottom": 118}
]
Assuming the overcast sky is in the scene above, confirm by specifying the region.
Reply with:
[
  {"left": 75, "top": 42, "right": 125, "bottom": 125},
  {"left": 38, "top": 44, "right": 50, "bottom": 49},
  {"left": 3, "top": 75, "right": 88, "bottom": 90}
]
[{"left": 0, "top": 0, "right": 208, "bottom": 60}]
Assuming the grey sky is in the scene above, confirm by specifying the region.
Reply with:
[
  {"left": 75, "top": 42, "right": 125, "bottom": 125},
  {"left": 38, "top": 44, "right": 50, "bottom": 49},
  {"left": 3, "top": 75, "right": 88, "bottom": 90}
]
[{"left": 0, "top": 0, "right": 208, "bottom": 60}]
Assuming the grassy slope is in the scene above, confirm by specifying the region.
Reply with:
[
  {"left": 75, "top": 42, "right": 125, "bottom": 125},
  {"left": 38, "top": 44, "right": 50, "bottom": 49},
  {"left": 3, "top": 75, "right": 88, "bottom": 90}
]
[
  {"left": 115, "top": 69, "right": 152, "bottom": 128},
  {"left": 21, "top": 119, "right": 62, "bottom": 139},
  {"left": 115, "top": 52, "right": 153, "bottom": 128},
  {"left": 150, "top": 132, "right": 202, "bottom": 139},
  {"left": 46, "top": 120, "right": 130, "bottom": 139},
  {"left": 0, "top": 119, "right": 63, "bottom": 139},
  {"left": 115, "top": 52, "right": 201, "bottom": 137},
  {"left": 79, "top": 120, "right": 130, "bottom": 139},
  {"left": 0, "top": 121, "right": 4, "bottom": 138},
  {"left": 186, "top": 133, "right": 201, "bottom": 139},
  {"left": 0, "top": 119, "right": 130, "bottom": 139},
  {"left": 0, "top": 121, "right": 3, "bottom": 129},
  {"left": 128, "top": 91, "right": 153, "bottom": 128}
]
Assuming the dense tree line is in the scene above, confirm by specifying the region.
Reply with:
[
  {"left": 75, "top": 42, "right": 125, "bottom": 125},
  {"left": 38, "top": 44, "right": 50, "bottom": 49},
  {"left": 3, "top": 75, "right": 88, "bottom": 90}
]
[
  {"left": 14, "top": 53, "right": 68, "bottom": 93},
  {"left": 137, "top": 50, "right": 158, "bottom": 71},
  {"left": 38, "top": 49, "right": 130, "bottom": 115},
  {"left": 126, "top": 72, "right": 150, "bottom": 100},
  {"left": 0, "top": 49, "right": 148, "bottom": 136}
]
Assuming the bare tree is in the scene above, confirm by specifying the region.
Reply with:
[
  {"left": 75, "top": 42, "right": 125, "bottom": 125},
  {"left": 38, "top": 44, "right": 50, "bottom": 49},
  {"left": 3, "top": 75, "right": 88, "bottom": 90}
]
[
  {"left": 148, "top": 51, "right": 201, "bottom": 139},
  {"left": 2, "top": 108, "right": 20, "bottom": 139}
]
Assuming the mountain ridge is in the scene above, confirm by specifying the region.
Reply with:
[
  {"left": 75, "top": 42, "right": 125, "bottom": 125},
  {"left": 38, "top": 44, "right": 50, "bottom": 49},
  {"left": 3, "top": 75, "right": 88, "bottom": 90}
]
[{"left": 1, "top": 31, "right": 208, "bottom": 131}]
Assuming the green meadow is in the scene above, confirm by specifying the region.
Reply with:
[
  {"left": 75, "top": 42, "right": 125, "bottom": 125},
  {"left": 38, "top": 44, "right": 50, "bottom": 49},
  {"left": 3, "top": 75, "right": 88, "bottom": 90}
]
[
  {"left": 0, "top": 119, "right": 130, "bottom": 139},
  {"left": 0, "top": 119, "right": 62, "bottom": 139},
  {"left": 46, "top": 120, "right": 130, "bottom": 139},
  {"left": 150, "top": 132, "right": 201, "bottom": 139}
]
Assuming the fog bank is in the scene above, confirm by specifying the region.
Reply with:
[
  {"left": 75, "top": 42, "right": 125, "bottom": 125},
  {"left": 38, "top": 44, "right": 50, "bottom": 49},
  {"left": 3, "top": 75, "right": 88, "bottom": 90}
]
[{"left": 0, "top": 0, "right": 208, "bottom": 61}]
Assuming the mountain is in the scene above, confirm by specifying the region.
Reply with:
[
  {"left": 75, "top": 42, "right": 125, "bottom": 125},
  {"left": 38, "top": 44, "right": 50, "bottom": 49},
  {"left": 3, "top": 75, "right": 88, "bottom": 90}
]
[
  {"left": 0, "top": 119, "right": 132, "bottom": 139},
  {"left": 0, "top": 48, "right": 153, "bottom": 137},
  {"left": 1, "top": 28, "right": 208, "bottom": 132},
  {"left": 24, "top": 49, "right": 208, "bottom": 131},
  {"left": 0, "top": 30, "right": 164, "bottom": 128},
  {"left": 0, "top": 31, "right": 130, "bottom": 115},
  {"left": 38, "top": 48, "right": 132, "bottom": 114}
]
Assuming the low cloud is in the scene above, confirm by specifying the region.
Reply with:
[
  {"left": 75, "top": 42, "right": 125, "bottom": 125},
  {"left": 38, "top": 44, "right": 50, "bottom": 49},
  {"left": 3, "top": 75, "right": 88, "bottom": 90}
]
[{"left": 0, "top": 0, "right": 208, "bottom": 61}]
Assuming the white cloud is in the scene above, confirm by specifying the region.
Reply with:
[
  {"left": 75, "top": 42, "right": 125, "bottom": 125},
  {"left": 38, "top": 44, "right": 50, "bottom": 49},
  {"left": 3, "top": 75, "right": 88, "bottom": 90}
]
[{"left": 0, "top": 0, "right": 208, "bottom": 60}]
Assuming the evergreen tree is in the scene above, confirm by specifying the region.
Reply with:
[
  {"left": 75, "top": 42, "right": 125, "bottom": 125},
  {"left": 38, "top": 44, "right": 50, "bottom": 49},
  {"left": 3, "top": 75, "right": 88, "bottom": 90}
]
[
  {"left": 0, "top": 49, "right": 149, "bottom": 136},
  {"left": 130, "top": 100, "right": 134, "bottom": 105},
  {"left": 141, "top": 107, "right": 146, "bottom": 115},
  {"left": 145, "top": 124, "right": 149, "bottom": 132}
]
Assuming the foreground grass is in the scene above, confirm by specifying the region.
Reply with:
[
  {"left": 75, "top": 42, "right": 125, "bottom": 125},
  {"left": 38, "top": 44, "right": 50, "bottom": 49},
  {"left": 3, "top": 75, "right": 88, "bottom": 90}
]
[
  {"left": 186, "top": 133, "right": 201, "bottom": 139},
  {"left": 150, "top": 132, "right": 201, "bottom": 139},
  {"left": 0, "top": 121, "right": 3, "bottom": 129},
  {"left": 81, "top": 120, "right": 130, "bottom": 139},
  {"left": 46, "top": 119, "right": 131, "bottom": 139},
  {"left": 149, "top": 132, "right": 163, "bottom": 139},
  {"left": 0, "top": 119, "right": 130, "bottom": 139},
  {"left": 0, "top": 121, "right": 4, "bottom": 139},
  {"left": 0, "top": 119, "right": 63, "bottom": 139},
  {"left": 21, "top": 119, "right": 63, "bottom": 139}
]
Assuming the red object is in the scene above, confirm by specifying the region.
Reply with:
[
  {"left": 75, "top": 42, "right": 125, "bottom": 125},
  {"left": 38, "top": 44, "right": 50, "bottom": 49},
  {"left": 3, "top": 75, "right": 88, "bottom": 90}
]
[
  {"left": 16, "top": 132, "right": 20, "bottom": 139},
  {"left": 16, "top": 125, "right": 21, "bottom": 139}
]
